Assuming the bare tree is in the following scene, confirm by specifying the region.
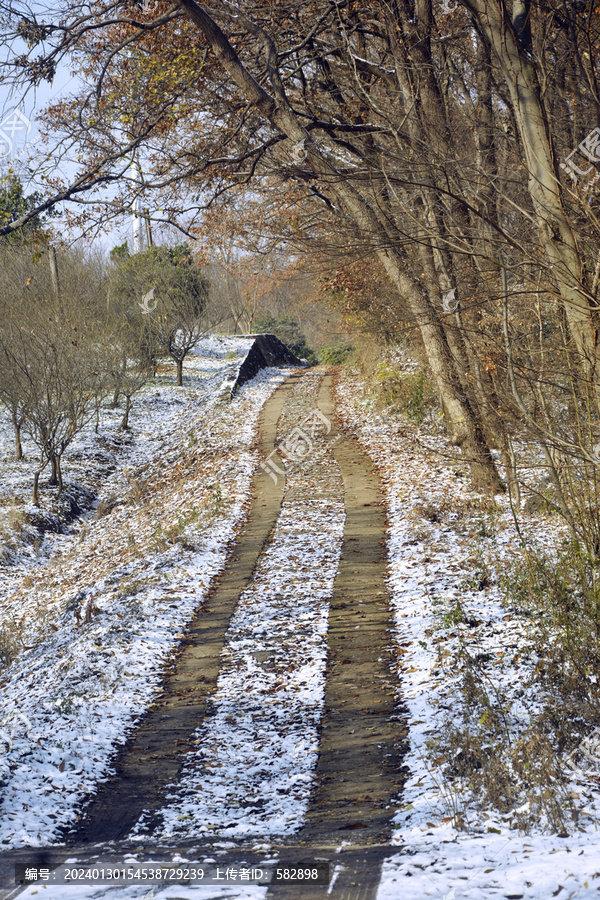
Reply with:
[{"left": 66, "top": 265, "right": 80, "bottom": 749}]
[
  {"left": 104, "top": 254, "right": 159, "bottom": 427},
  {"left": 0, "top": 245, "right": 33, "bottom": 459},
  {"left": 0, "top": 245, "right": 109, "bottom": 504},
  {"left": 0, "top": 355, "right": 28, "bottom": 460}
]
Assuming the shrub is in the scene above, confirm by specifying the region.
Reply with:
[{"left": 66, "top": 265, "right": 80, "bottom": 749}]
[
  {"left": 318, "top": 340, "right": 354, "bottom": 365},
  {"left": 373, "top": 363, "right": 436, "bottom": 423},
  {"left": 501, "top": 542, "right": 600, "bottom": 725},
  {"left": 252, "top": 314, "right": 317, "bottom": 362}
]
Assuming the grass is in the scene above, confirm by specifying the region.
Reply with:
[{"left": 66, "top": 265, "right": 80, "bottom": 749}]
[
  {"left": 399, "top": 483, "right": 598, "bottom": 834},
  {"left": 350, "top": 339, "right": 439, "bottom": 424},
  {"left": 0, "top": 499, "right": 37, "bottom": 565},
  {"left": 426, "top": 536, "right": 600, "bottom": 834}
]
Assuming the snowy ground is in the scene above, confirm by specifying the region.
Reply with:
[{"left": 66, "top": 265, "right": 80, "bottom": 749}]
[
  {"left": 133, "top": 372, "right": 345, "bottom": 843},
  {"left": 3, "top": 350, "right": 600, "bottom": 899},
  {"left": 334, "top": 370, "right": 600, "bottom": 900},
  {"left": 13, "top": 369, "right": 344, "bottom": 899},
  {"left": 0, "top": 337, "right": 288, "bottom": 847}
]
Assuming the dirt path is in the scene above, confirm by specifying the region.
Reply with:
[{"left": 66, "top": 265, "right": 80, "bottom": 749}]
[
  {"left": 61, "top": 372, "right": 305, "bottom": 844},
  {"left": 264, "top": 375, "right": 407, "bottom": 898},
  {"left": 0, "top": 370, "right": 407, "bottom": 899},
  {"left": 303, "top": 376, "right": 405, "bottom": 843}
]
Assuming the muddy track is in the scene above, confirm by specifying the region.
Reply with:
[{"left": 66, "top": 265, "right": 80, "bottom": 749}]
[
  {"left": 1, "top": 370, "right": 407, "bottom": 900},
  {"left": 264, "top": 375, "right": 408, "bottom": 898},
  {"left": 61, "top": 371, "right": 305, "bottom": 844}
]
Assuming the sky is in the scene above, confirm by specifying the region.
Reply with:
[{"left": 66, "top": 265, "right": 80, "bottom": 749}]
[
  {"left": 0, "top": 13, "right": 145, "bottom": 251},
  {"left": 0, "top": 4, "right": 263, "bottom": 255},
  {"left": 0, "top": 40, "right": 83, "bottom": 195}
]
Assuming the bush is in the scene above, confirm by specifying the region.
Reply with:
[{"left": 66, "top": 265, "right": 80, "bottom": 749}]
[
  {"left": 374, "top": 362, "right": 436, "bottom": 423},
  {"left": 350, "top": 339, "right": 438, "bottom": 423},
  {"left": 252, "top": 314, "right": 317, "bottom": 362},
  {"left": 318, "top": 340, "right": 354, "bottom": 365},
  {"left": 501, "top": 542, "right": 600, "bottom": 723}
]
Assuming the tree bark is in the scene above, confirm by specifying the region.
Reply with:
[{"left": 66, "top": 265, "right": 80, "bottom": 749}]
[
  {"left": 49, "top": 454, "right": 59, "bottom": 486},
  {"left": 32, "top": 470, "right": 40, "bottom": 506},
  {"left": 463, "top": 0, "right": 598, "bottom": 379},
  {"left": 12, "top": 412, "right": 23, "bottom": 461},
  {"left": 120, "top": 394, "right": 132, "bottom": 431}
]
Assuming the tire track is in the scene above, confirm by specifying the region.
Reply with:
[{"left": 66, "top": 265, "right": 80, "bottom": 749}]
[
  {"left": 265, "top": 373, "right": 408, "bottom": 899},
  {"left": 60, "top": 371, "right": 304, "bottom": 845},
  {"left": 0, "top": 370, "right": 407, "bottom": 900}
]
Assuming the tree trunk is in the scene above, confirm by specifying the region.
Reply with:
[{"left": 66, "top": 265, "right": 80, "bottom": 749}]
[
  {"left": 56, "top": 455, "right": 63, "bottom": 493},
  {"left": 12, "top": 412, "right": 23, "bottom": 461},
  {"left": 49, "top": 454, "right": 59, "bottom": 486},
  {"left": 328, "top": 174, "right": 504, "bottom": 492},
  {"left": 32, "top": 470, "right": 41, "bottom": 506},
  {"left": 381, "top": 4, "right": 505, "bottom": 451},
  {"left": 464, "top": 0, "right": 598, "bottom": 377},
  {"left": 473, "top": 36, "right": 501, "bottom": 283},
  {"left": 120, "top": 394, "right": 132, "bottom": 431},
  {"left": 176, "top": 358, "right": 183, "bottom": 386},
  {"left": 382, "top": 251, "right": 504, "bottom": 493}
]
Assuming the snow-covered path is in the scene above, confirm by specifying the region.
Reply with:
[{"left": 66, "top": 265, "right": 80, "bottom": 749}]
[
  {"left": 2, "top": 354, "right": 600, "bottom": 900},
  {"left": 131, "top": 373, "right": 346, "bottom": 842}
]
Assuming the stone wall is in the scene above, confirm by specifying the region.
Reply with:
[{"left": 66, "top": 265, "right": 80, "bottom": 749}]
[{"left": 217, "top": 334, "right": 308, "bottom": 401}]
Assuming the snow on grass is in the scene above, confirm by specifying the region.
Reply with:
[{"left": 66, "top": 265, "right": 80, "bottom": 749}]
[
  {"left": 0, "top": 338, "right": 291, "bottom": 848},
  {"left": 334, "top": 370, "right": 600, "bottom": 900},
  {"left": 137, "top": 372, "right": 345, "bottom": 842},
  {"left": 377, "top": 830, "right": 600, "bottom": 899},
  {"left": 0, "top": 335, "right": 260, "bottom": 612}
]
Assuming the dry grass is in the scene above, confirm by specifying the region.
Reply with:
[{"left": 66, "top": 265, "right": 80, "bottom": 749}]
[
  {"left": 0, "top": 500, "right": 37, "bottom": 565},
  {"left": 0, "top": 624, "right": 21, "bottom": 667},
  {"left": 429, "top": 541, "right": 600, "bottom": 834},
  {"left": 407, "top": 496, "right": 498, "bottom": 527}
]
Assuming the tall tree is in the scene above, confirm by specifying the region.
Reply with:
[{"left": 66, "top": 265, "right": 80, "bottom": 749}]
[{"left": 4, "top": 0, "right": 600, "bottom": 495}]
